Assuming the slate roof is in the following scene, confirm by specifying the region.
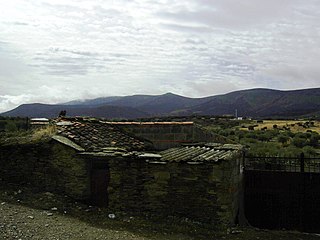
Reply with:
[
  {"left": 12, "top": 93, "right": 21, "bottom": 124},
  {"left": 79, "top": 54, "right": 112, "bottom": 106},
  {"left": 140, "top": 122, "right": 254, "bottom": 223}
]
[
  {"left": 159, "top": 144, "right": 242, "bottom": 163},
  {"left": 54, "top": 119, "right": 149, "bottom": 152}
]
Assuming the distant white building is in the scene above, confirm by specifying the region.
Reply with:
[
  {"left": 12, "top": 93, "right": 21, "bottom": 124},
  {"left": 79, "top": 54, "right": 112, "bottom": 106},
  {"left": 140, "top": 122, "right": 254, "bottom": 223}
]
[{"left": 30, "top": 118, "right": 49, "bottom": 128}]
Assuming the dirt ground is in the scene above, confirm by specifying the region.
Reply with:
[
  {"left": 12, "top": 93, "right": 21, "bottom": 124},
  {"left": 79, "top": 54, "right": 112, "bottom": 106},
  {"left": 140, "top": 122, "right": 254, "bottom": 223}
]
[
  {"left": 1, "top": 183, "right": 320, "bottom": 240},
  {"left": 0, "top": 201, "right": 150, "bottom": 240}
]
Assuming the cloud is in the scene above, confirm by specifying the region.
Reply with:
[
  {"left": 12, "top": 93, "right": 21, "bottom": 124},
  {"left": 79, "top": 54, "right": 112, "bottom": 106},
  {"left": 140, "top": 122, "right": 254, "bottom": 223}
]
[
  {"left": 159, "top": 23, "right": 212, "bottom": 33},
  {"left": 156, "top": 0, "right": 307, "bottom": 30},
  {"left": 0, "top": 0, "right": 319, "bottom": 112}
]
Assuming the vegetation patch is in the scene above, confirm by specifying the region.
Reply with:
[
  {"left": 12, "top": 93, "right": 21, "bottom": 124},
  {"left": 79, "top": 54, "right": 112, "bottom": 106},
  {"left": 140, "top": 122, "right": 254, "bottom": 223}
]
[{"left": 202, "top": 119, "right": 320, "bottom": 157}]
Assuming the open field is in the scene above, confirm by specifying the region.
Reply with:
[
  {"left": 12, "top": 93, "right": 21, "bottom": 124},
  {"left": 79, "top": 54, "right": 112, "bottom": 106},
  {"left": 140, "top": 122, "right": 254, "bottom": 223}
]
[{"left": 240, "top": 120, "right": 320, "bottom": 133}]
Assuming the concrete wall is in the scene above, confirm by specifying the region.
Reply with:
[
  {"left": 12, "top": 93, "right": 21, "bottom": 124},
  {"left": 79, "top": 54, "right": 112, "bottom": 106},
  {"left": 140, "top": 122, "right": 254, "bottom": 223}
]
[
  {"left": 107, "top": 152, "right": 243, "bottom": 229},
  {"left": 119, "top": 123, "right": 216, "bottom": 150},
  {"left": 0, "top": 140, "right": 90, "bottom": 200}
]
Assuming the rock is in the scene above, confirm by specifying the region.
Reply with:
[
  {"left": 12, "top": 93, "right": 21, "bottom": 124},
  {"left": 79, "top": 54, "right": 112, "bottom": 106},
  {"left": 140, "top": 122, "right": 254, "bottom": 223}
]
[
  {"left": 47, "top": 212, "right": 53, "bottom": 216},
  {"left": 51, "top": 207, "right": 58, "bottom": 211},
  {"left": 27, "top": 216, "right": 34, "bottom": 219},
  {"left": 231, "top": 229, "right": 243, "bottom": 234},
  {"left": 44, "top": 192, "right": 54, "bottom": 197}
]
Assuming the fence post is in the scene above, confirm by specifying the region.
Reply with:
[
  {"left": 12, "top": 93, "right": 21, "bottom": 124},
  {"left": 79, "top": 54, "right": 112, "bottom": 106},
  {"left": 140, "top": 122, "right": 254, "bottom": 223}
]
[
  {"left": 300, "top": 152, "right": 305, "bottom": 173},
  {"left": 242, "top": 151, "right": 246, "bottom": 171}
]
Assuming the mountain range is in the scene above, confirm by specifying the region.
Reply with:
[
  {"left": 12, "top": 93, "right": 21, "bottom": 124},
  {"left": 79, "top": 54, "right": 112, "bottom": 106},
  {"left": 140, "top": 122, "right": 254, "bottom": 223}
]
[{"left": 1, "top": 88, "right": 320, "bottom": 119}]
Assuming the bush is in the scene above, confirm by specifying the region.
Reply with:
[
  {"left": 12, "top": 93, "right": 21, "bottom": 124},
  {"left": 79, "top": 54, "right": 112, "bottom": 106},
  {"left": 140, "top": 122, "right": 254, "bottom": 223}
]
[
  {"left": 309, "top": 135, "right": 320, "bottom": 147},
  {"left": 240, "top": 137, "right": 258, "bottom": 144},
  {"left": 248, "top": 142, "right": 281, "bottom": 156},
  {"left": 278, "top": 135, "right": 290, "bottom": 145},
  {"left": 248, "top": 126, "right": 255, "bottom": 131},
  {"left": 5, "top": 122, "right": 18, "bottom": 132},
  {"left": 303, "top": 146, "right": 317, "bottom": 156},
  {"left": 292, "top": 136, "right": 307, "bottom": 148}
]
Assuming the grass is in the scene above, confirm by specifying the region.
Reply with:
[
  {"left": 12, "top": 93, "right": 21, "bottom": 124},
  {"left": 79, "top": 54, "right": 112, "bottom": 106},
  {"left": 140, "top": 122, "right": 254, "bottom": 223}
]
[
  {"left": 240, "top": 120, "right": 320, "bottom": 133},
  {"left": 32, "top": 125, "right": 57, "bottom": 141}
]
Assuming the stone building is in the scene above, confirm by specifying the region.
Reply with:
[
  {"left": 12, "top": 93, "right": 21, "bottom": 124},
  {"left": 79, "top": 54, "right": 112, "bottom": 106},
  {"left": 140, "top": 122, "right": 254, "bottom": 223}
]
[{"left": 0, "top": 118, "right": 244, "bottom": 229}]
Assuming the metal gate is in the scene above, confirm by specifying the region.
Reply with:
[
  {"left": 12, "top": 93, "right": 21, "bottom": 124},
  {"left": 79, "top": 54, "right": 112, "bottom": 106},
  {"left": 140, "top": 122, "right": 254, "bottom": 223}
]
[{"left": 244, "top": 154, "right": 320, "bottom": 232}]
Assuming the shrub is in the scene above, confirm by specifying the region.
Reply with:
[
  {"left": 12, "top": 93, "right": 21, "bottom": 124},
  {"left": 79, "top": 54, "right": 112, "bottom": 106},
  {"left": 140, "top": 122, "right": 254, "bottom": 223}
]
[
  {"left": 278, "top": 135, "right": 290, "bottom": 145},
  {"left": 303, "top": 146, "right": 317, "bottom": 156},
  {"left": 292, "top": 136, "right": 307, "bottom": 148},
  {"left": 5, "top": 122, "right": 18, "bottom": 132},
  {"left": 309, "top": 135, "right": 320, "bottom": 147},
  {"left": 248, "top": 126, "right": 255, "bottom": 131}
]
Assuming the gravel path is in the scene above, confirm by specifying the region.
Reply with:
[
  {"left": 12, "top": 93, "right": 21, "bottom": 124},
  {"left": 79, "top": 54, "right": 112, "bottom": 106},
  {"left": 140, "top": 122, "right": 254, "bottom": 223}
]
[{"left": 0, "top": 201, "right": 150, "bottom": 240}]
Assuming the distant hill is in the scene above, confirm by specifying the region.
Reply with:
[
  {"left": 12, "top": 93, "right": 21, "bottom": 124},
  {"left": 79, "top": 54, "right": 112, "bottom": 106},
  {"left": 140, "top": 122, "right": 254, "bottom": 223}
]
[
  {"left": 1, "top": 103, "right": 149, "bottom": 119},
  {"left": 1, "top": 88, "right": 320, "bottom": 119},
  {"left": 102, "top": 93, "right": 210, "bottom": 115},
  {"left": 63, "top": 96, "right": 123, "bottom": 106},
  {"left": 191, "top": 88, "right": 320, "bottom": 117}
]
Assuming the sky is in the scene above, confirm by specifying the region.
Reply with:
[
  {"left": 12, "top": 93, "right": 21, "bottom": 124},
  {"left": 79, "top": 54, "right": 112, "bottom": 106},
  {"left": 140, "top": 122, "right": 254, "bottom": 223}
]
[{"left": 0, "top": 0, "right": 320, "bottom": 112}]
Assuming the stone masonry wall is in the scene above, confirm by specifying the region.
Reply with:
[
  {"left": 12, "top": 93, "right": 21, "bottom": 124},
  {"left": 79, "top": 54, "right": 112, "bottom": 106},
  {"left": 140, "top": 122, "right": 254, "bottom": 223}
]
[
  {"left": 107, "top": 153, "right": 242, "bottom": 228},
  {"left": 0, "top": 140, "right": 90, "bottom": 200}
]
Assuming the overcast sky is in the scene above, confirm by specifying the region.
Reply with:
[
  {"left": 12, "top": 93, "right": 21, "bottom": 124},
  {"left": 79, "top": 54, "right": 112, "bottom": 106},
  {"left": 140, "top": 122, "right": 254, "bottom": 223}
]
[{"left": 0, "top": 0, "right": 319, "bottom": 112}]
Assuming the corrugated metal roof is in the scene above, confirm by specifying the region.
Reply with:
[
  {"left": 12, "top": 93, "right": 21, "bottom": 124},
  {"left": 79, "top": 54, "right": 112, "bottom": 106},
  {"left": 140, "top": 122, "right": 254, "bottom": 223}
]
[{"left": 159, "top": 144, "right": 241, "bottom": 162}]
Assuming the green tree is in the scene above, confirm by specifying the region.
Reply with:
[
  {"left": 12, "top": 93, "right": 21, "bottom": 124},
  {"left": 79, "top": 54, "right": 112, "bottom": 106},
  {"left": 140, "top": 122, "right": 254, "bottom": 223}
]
[
  {"left": 278, "top": 134, "right": 290, "bottom": 145},
  {"left": 309, "top": 134, "right": 320, "bottom": 147},
  {"left": 303, "top": 146, "right": 317, "bottom": 156},
  {"left": 5, "top": 121, "right": 18, "bottom": 132},
  {"left": 292, "top": 136, "right": 306, "bottom": 148}
]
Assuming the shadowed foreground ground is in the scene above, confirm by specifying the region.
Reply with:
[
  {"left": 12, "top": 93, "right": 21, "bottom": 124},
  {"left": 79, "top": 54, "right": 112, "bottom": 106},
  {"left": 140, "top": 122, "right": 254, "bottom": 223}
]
[{"left": 1, "top": 182, "right": 320, "bottom": 240}]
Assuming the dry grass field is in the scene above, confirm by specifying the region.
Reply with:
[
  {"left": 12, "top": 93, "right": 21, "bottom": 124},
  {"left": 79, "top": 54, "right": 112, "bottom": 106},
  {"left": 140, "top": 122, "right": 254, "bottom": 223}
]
[{"left": 240, "top": 120, "right": 320, "bottom": 133}]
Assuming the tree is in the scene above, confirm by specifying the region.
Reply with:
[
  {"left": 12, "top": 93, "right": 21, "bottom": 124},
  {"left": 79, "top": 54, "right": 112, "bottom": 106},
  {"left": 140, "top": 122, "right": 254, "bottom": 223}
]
[
  {"left": 5, "top": 121, "right": 18, "bottom": 132},
  {"left": 309, "top": 135, "right": 320, "bottom": 147},
  {"left": 278, "top": 134, "right": 290, "bottom": 145},
  {"left": 292, "top": 136, "right": 306, "bottom": 148},
  {"left": 303, "top": 146, "right": 317, "bottom": 156},
  {"left": 59, "top": 110, "right": 67, "bottom": 117}
]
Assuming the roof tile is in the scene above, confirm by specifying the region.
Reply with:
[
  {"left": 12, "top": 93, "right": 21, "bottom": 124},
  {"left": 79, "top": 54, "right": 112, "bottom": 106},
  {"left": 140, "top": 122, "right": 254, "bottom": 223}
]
[{"left": 56, "top": 119, "right": 149, "bottom": 152}]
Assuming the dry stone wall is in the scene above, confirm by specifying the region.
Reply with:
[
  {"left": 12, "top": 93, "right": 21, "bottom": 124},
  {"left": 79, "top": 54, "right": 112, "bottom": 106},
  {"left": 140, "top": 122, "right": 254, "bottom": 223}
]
[
  {"left": 0, "top": 140, "right": 90, "bottom": 200},
  {"left": 0, "top": 138, "right": 243, "bottom": 229},
  {"left": 107, "top": 152, "right": 242, "bottom": 228}
]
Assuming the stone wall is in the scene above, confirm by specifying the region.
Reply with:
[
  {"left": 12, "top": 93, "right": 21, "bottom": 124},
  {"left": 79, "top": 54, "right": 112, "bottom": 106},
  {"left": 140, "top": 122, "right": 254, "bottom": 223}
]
[
  {"left": 107, "top": 152, "right": 243, "bottom": 228},
  {"left": 0, "top": 140, "right": 90, "bottom": 200},
  {"left": 119, "top": 123, "right": 216, "bottom": 150},
  {"left": 0, "top": 138, "right": 243, "bottom": 229}
]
